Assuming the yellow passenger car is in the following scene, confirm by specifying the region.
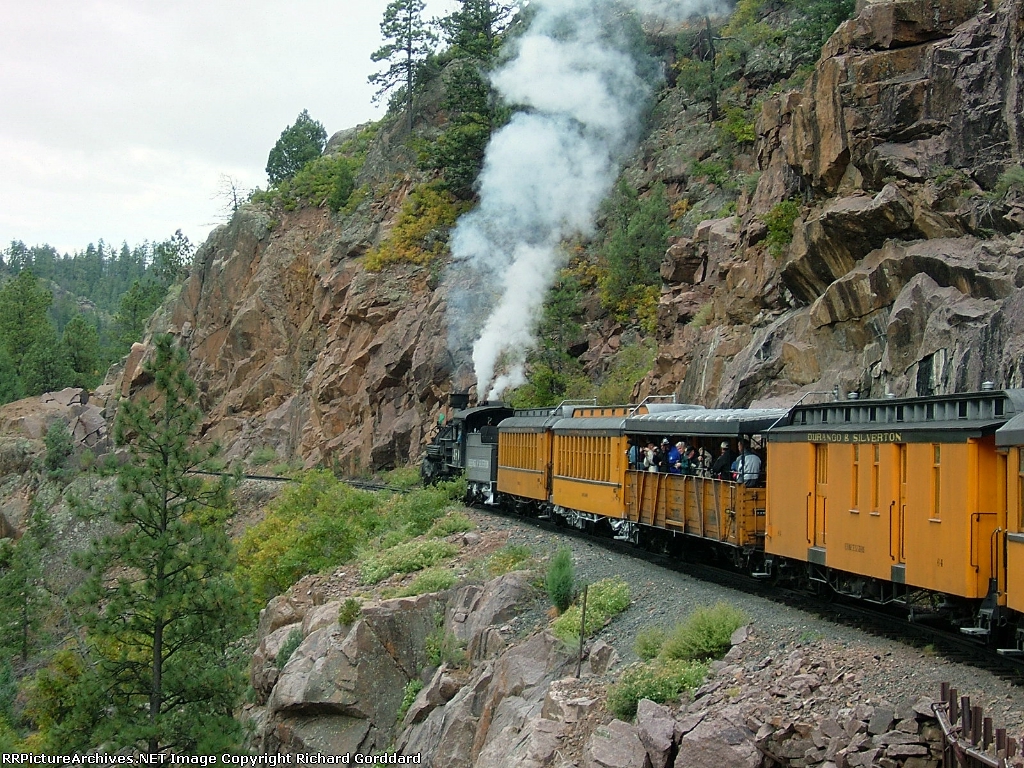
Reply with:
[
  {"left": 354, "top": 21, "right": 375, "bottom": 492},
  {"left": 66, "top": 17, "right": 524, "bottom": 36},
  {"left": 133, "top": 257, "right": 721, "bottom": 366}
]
[
  {"left": 996, "top": 410, "right": 1024, "bottom": 628},
  {"left": 767, "top": 390, "right": 1023, "bottom": 613},
  {"left": 623, "top": 409, "right": 785, "bottom": 561}
]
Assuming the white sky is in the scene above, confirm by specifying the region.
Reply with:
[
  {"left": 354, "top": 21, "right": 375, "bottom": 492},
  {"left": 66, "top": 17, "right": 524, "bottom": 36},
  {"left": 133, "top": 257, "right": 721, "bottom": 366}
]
[{"left": 0, "top": 0, "right": 458, "bottom": 255}]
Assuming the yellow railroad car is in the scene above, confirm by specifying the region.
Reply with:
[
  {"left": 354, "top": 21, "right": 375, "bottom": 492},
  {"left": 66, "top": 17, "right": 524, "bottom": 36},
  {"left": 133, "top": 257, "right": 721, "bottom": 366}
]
[
  {"left": 622, "top": 408, "right": 786, "bottom": 566},
  {"left": 767, "top": 390, "right": 1024, "bottom": 629},
  {"left": 497, "top": 408, "right": 565, "bottom": 509}
]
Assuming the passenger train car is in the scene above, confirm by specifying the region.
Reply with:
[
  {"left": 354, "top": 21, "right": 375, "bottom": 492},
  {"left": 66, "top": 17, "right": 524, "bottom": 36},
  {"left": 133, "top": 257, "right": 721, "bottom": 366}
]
[{"left": 420, "top": 387, "right": 1024, "bottom": 650}]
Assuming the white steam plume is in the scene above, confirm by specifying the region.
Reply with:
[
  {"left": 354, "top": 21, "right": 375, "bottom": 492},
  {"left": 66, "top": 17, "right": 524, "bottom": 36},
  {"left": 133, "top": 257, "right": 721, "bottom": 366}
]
[{"left": 445, "top": 0, "right": 716, "bottom": 401}]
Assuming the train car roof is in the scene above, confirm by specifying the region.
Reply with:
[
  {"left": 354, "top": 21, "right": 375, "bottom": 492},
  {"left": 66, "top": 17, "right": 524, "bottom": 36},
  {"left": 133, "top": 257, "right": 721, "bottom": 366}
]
[
  {"left": 773, "top": 388, "right": 1024, "bottom": 443},
  {"left": 625, "top": 408, "right": 789, "bottom": 436},
  {"left": 551, "top": 416, "right": 631, "bottom": 436},
  {"left": 452, "top": 402, "right": 514, "bottom": 420},
  {"left": 997, "top": 412, "right": 1024, "bottom": 446}
]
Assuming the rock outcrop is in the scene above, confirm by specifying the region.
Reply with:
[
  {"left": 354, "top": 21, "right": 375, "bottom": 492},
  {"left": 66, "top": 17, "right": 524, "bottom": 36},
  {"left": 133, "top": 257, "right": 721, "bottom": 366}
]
[{"left": 650, "top": 0, "right": 1024, "bottom": 406}]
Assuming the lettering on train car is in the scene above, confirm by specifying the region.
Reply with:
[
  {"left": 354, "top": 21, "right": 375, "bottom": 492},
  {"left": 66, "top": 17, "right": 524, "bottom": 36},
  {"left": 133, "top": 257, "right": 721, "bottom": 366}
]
[
  {"left": 844, "top": 543, "right": 865, "bottom": 553},
  {"left": 806, "top": 432, "right": 903, "bottom": 443},
  {"left": 468, "top": 459, "right": 490, "bottom": 469}
]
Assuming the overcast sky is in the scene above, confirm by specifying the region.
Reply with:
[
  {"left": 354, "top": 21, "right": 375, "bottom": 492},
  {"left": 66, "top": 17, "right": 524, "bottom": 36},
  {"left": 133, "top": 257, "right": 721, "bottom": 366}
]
[{"left": 0, "top": 0, "right": 458, "bottom": 255}]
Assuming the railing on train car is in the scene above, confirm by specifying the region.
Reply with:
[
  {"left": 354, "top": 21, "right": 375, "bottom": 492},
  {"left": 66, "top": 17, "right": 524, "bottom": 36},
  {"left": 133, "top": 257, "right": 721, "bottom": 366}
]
[
  {"left": 934, "top": 683, "right": 1024, "bottom": 767},
  {"left": 625, "top": 471, "right": 765, "bottom": 546}
]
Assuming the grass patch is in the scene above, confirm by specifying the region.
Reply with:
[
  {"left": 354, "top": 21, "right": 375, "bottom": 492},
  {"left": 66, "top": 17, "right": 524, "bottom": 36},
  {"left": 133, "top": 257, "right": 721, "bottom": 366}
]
[
  {"left": 427, "top": 511, "right": 473, "bottom": 538},
  {"left": 551, "top": 578, "right": 630, "bottom": 645},
  {"left": 606, "top": 659, "right": 709, "bottom": 719},
  {"left": 389, "top": 567, "right": 458, "bottom": 598},
  {"left": 338, "top": 597, "right": 361, "bottom": 626},
  {"left": 661, "top": 602, "right": 747, "bottom": 661},
  {"left": 425, "top": 627, "right": 466, "bottom": 668},
  {"left": 484, "top": 544, "right": 535, "bottom": 577},
  {"left": 383, "top": 466, "right": 422, "bottom": 490},
  {"left": 359, "top": 539, "right": 459, "bottom": 585}
]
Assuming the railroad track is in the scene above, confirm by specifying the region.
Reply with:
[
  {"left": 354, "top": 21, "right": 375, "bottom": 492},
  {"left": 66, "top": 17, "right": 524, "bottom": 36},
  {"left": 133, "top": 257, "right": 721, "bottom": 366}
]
[{"left": 480, "top": 503, "right": 1024, "bottom": 685}]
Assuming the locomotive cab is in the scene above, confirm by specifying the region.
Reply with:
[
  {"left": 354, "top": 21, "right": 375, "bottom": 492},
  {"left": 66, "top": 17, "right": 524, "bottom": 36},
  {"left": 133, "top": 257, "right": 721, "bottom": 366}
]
[{"left": 421, "top": 396, "right": 514, "bottom": 501}]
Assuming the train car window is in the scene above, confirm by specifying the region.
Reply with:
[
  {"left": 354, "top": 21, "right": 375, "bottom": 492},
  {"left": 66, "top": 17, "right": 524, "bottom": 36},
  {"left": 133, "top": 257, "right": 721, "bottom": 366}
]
[
  {"left": 852, "top": 445, "right": 860, "bottom": 509},
  {"left": 932, "top": 444, "right": 941, "bottom": 518},
  {"left": 957, "top": 401, "right": 968, "bottom": 419},
  {"left": 480, "top": 426, "right": 499, "bottom": 444},
  {"left": 871, "top": 444, "right": 880, "bottom": 511},
  {"left": 869, "top": 407, "right": 877, "bottom": 422},
  {"left": 926, "top": 403, "right": 934, "bottom": 419},
  {"left": 996, "top": 399, "right": 1004, "bottom": 416},
  {"left": 821, "top": 409, "right": 829, "bottom": 424},
  {"left": 844, "top": 407, "right": 851, "bottom": 422},
  {"left": 896, "top": 405, "right": 904, "bottom": 422}
]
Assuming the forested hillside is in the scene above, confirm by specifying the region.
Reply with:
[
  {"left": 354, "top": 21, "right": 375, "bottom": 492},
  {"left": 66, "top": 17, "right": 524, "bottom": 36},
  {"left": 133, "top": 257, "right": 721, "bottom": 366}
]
[{"left": 0, "top": 233, "right": 192, "bottom": 400}]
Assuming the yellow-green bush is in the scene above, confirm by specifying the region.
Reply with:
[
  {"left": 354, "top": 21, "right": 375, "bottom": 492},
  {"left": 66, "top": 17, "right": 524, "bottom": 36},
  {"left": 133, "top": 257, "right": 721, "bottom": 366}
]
[
  {"left": 359, "top": 539, "right": 459, "bottom": 585},
  {"left": 606, "top": 659, "right": 708, "bottom": 719},
  {"left": 365, "top": 182, "right": 471, "bottom": 270},
  {"left": 661, "top": 602, "right": 747, "bottom": 661}
]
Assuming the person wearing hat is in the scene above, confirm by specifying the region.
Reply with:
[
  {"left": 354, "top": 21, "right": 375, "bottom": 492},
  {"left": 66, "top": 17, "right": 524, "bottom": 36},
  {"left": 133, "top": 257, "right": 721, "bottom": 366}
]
[
  {"left": 651, "top": 438, "right": 666, "bottom": 472},
  {"left": 711, "top": 440, "right": 736, "bottom": 479},
  {"left": 667, "top": 440, "right": 682, "bottom": 474}
]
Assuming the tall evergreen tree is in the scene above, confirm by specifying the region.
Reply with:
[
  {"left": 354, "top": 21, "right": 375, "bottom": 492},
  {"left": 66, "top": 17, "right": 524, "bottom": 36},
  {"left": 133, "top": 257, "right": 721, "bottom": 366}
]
[
  {"left": 265, "top": 110, "right": 327, "bottom": 186},
  {"left": 369, "top": 0, "right": 437, "bottom": 128},
  {"left": 0, "top": 269, "right": 53, "bottom": 375},
  {"left": 72, "top": 335, "right": 244, "bottom": 755},
  {"left": 61, "top": 315, "right": 101, "bottom": 388}
]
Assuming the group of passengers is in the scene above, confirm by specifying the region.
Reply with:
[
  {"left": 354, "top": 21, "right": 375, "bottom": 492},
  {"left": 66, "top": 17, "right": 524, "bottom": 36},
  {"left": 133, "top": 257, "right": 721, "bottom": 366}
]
[{"left": 626, "top": 437, "right": 763, "bottom": 484}]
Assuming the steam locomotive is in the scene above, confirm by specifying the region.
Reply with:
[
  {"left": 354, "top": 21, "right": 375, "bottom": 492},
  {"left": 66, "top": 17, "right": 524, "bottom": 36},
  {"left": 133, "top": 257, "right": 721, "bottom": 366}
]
[{"left": 420, "top": 386, "right": 1024, "bottom": 651}]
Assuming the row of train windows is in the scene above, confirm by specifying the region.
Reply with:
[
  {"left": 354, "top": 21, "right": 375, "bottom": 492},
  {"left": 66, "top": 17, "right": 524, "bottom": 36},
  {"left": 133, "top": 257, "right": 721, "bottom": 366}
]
[
  {"left": 556, "top": 436, "right": 613, "bottom": 483},
  {"left": 835, "top": 444, "right": 942, "bottom": 518},
  {"left": 500, "top": 433, "right": 539, "bottom": 469},
  {"left": 797, "top": 399, "right": 1006, "bottom": 425}
]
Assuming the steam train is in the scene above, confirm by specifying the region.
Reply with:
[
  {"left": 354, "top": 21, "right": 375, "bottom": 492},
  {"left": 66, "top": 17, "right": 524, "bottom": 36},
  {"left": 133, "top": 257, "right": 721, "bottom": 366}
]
[{"left": 420, "top": 386, "right": 1024, "bottom": 651}]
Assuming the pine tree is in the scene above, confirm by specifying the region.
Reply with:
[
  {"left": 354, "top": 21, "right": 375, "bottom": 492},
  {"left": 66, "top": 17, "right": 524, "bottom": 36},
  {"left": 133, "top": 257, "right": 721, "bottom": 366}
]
[
  {"left": 265, "top": 110, "right": 327, "bottom": 186},
  {"left": 0, "top": 268, "right": 54, "bottom": 375},
  {"left": 368, "top": 0, "right": 437, "bottom": 128},
  {"left": 72, "top": 335, "right": 244, "bottom": 755},
  {"left": 61, "top": 314, "right": 101, "bottom": 388}
]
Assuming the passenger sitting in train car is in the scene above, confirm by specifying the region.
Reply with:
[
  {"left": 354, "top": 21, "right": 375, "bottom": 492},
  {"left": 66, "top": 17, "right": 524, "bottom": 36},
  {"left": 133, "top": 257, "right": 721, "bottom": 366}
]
[
  {"left": 731, "top": 440, "right": 763, "bottom": 485},
  {"left": 667, "top": 440, "right": 682, "bottom": 474},
  {"left": 711, "top": 441, "right": 736, "bottom": 479},
  {"left": 696, "top": 445, "right": 713, "bottom": 476}
]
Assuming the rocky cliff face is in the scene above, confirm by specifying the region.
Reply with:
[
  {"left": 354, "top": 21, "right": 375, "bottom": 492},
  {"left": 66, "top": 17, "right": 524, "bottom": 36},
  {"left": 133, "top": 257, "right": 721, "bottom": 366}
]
[
  {"left": 112, "top": 0, "right": 1024, "bottom": 470},
  {"left": 652, "top": 0, "right": 1024, "bottom": 406}
]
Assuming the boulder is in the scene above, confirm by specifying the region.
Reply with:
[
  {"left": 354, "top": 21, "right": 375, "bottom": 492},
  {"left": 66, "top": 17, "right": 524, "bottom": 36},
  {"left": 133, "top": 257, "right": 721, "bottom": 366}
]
[
  {"left": 635, "top": 699, "right": 676, "bottom": 768},
  {"left": 585, "top": 719, "right": 652, "bottom": 768},
  {"left": 674, "top": 715, "right": 761, "bottom": 768}
]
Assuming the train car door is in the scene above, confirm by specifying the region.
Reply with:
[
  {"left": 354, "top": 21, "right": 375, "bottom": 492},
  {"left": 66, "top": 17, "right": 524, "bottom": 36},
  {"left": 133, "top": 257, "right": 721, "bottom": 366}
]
[
  {"left": 894, "top": 443, "right": 907, "bottom": 565},
  {"left": 814, "top": 443, "right": 827, "bottom": 547}
]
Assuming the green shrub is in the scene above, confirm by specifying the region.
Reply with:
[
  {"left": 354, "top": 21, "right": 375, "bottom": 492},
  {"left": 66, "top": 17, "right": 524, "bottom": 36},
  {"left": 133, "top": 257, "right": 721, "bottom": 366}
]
[
  {"left": 762, "top": 199, "right": 800, "bottom": 257},
  {"left": 236, "top": 470, "right": 382, "bottom": 601},
  {"left": 991, "top": 165, "right": 1024, "bottom": 198},
  {"left": 397, "top": 679, "right": 424, "bottom": 723},
  {"left": 661, "top": 602, "right": 747, "bottom": 661},
  {"left": 249, "top": 446, "right": 278, "bottom": 467},
  {"left": 546, "top": 547, "right": 575, "bottom": 612},
  {"left": 689, "top": 302, "right": 714, "bottom": 328},
  {"left": 359, "top": 539, "right": 459, "bottom": 585},
  {"left": 551, "top": 578, "right": 631, "bottom": 645},
  {"left": 606, "top": 659, "right": 709, "bottom": 719},
  {"left": 338, "top": 597, "right": 361, "bottom": 626},
  {"left": 275, "top": 628, "right": 304, "bottom": 670},
  {"left": 596, "top": 341, "right": 656, "bottom": 405},
  {"left": 425, "top": 627, "right": 466, "bottom": 668},
  {"left": 392, "top": 567, "right": 457, "bottom": 597},
  {"left": 365, "top": 182, "right": 472, "bottom": 270},
  {"left": 635, "top": 626, "right": 668, "bottom": 661},
  {"left": 383, "top": 466, "right": 422, "bottom": 490},
  {"left": 44, "top": 420, "right": 74, "bottom": 473}
]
